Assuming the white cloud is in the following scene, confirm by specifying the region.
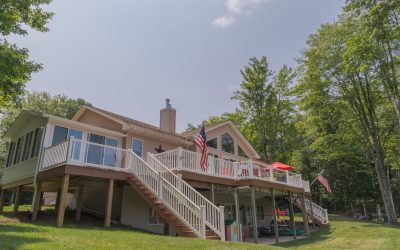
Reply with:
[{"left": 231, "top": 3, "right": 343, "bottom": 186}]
[
  {"left": 212, "top": 16, "right": 236, "bottom": 29},
  {"left": 212, "top": 0, "right": 272, "bottom": 28},
  {"left": 226, "top": 0, "right": 270, "bottom": 15}
]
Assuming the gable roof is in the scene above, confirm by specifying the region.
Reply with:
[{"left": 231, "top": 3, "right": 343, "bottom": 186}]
[
  {"left": 72, "top": 105, "right": 189, "bottom": 141},
  {"left": 180, "top": 120, "right": 261, "bottom": 159}
]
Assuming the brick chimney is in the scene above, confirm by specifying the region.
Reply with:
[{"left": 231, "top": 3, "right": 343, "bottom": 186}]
[{"left": 160, "top": 98, "right": 176, "bottom": 133}]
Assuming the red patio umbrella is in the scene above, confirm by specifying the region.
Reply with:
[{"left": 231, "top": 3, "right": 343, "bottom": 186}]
[{"left": 272, "top": 162, "right": 295, "bottom": 171}]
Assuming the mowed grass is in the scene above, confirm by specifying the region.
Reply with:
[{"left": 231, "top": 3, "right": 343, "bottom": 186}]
[{"left": 0, "top": 205, "right": 399, "bottom": 250}]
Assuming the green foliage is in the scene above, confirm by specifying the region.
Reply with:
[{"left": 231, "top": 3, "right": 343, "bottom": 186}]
[{"left": 0, "top": 0, "right": 53, "bottom": 110}]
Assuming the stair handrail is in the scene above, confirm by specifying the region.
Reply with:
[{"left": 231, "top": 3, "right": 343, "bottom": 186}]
[
  {"left": 147, "top": 153, "right": 225, "bottom": 240},
  {"left": 127, "top": 151, "right": 205, "bottom": 238}
]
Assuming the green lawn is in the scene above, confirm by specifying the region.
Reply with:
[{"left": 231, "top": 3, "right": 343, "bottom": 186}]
[{"left": 0, "top": 205, "right": 399, "bottom": 249}]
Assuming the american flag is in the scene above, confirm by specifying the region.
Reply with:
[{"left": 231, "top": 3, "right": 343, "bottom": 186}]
[
  {"left": 317, "top": 173, "right": 332, "bottom": 193},
  {"left": 194, "top": 125, "right": 208, "bottom": 169}
]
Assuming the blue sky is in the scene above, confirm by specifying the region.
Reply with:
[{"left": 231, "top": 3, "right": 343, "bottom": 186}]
[{"left": 11, "top": 0, "right": 344, "bottom": 132}]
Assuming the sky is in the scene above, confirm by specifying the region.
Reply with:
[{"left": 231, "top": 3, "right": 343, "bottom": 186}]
[{"left": 10, "top": 0, "right": 344, "bottom": 132}]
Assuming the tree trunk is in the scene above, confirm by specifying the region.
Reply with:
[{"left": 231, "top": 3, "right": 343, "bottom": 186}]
[{"left": 374, "top": 146, "right": 397, "bottom": 225}]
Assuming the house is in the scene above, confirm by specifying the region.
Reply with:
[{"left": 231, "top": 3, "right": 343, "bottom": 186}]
[{"left": 0, "top": 99, "right": 329, "bottom": 243}]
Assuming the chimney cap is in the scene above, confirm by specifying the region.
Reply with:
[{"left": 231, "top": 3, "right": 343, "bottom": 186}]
[{"left": 166, "top": 98, "right": 172, "bottom": 108}]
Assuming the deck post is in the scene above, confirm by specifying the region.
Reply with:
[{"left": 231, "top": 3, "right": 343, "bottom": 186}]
[
  {"left": 38, "top": 191, "right": 44, "bottom": 211},
  {"left": 219, "top": 206, "right": 225, "bottom": 241},
  {"left": 13, "top": 185, "right": 22, "bottom": 215},
  {"left": 250, "top": 185, "right": 258, "bottom": 244},
  {"left": 176, "top": 147, "right": 183, "bottom": 170},
  {"left": 57, "top": 174, "right": 70, "bottom": 227},
  {"left": 271, "top": 188, "right": 279, "bottom": 243},
  {"left": 0, "top": 188, "right": 5, "bottom": 213},
  {"left": 32, "top": 181, "right": 42, "bottom": 221},
  {"left": 233, "top": 189, "right": 241, "bottom": 242},
  {"left": 200, "top": 205, "right": 206, "bottom": 239},
  {"left": 76, "top": 186, "right": 84, "bottom": 221},
  {"left": 288, "top": 192, "right": 296, "bottom": 239},
  {"left": 55, "top": 188, "right": 61, "bottom": 213},
  {"left": 104, "top": 179, "right": 114, "bottom": 228},
  {"left": 211, "top": 183, "right": 215, "bottom": 204},
  {"left": 309, "top": 196, "right": 314, "bottom": 226},
  {"left": 300, "top": 193, "right": 310, "bottom": 236}
]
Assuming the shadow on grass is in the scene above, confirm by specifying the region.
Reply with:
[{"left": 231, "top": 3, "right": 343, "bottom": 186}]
[{"left": 275, "top": 227, "right": 333, "bottom": 248}]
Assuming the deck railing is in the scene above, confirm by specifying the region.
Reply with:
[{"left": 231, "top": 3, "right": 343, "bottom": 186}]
[
  {"left": 147, "top": 153, "right": 225, "bottom": 240},
  {"left": 127, "top": 151, "right": 205, "bottom": 238},
  {"left": 153, "top": 148, "right": 310, "bottom": 191},
  {"left": 41, "top": 138, "right": 130, "bottom": 170}
]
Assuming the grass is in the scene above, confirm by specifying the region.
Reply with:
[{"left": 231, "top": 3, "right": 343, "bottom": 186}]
[{"left": 0, "top": 205, "right": 399, "bottom": 249}]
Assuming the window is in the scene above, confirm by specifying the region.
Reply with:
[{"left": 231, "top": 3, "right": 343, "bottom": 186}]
[
  {"left": 6, "top": 142, "right": 15, "bottom": 167},
  {"left": 206, "top": 138, "right": 218, "bottom": 149},
  {"left": 86, "top": 133, "right": 119, "bottom": 167},
  {"left": 52, "top": 126, "right": 68, "bottom": 145},
  {"left": 22, "top": 131, "right": 33, "bottom": 161},
  {"left": 148, "top": 205, "right": 163, "bottom": 225},
  {"left": 87, "top": 133, "right": 106, "bottom": 165},
  {"left": 238, "top": 146, "right": 248, "bottom": 158},
  {"left": 32, "top": 127, "right": 43, "bottom": 157},
  {"left": 221, "top": 133, "right": 234, "bottom": 154},
  {"left": 13, "top": 137, "right": 23, "bottom": 165},
  {"left": 132, "top": 139, "right": 143, "bottom": 157},
  {"left": 104, "top": 138, "right": 118, "bottom": 167}
]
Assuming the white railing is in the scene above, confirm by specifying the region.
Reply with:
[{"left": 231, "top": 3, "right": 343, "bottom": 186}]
[
  {"left": 41, "top": 138, "right": 130, "bottom": 171},
  {"left": 295, "top": 197, "right": 329, "bottom": 224},
  {"left": 154, "top": 148, "right": 310, "bottom": 191},
  {"left": 42, "top": 140, "right": 69, "bottom": 169},
  {"left": 127, "top": 151, "right": 205, "bottom": 238},
  {"left": 147, "top": 153, "right": 225, "bottom": 240}
]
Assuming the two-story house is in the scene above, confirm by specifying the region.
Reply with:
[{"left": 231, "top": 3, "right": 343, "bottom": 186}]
[{"left": 0, "top": 99, "right": 328, "bottom": 244}]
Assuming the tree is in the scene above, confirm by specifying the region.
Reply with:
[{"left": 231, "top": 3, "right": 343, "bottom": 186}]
[
  {"left": 298, "top": 17, "right": 398, "bottom": 224},
  {"left": 0, "top": 91, "right": 91, "bottom": 168},
  {"left": 0, "top": 0, "right": 53, "bottom": 111}
]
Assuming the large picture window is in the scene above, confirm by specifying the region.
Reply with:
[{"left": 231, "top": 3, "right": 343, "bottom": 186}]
[
  {"left": 221, "top": 133, "right": 235, "bottom": 154},
  {"left": 86, "top": 133, "right": 118, "bottom": 167}
]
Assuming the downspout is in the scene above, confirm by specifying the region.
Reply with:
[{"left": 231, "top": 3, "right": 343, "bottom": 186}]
[{"left": 30, "top": 122, "right": 49, "bottom": 212}]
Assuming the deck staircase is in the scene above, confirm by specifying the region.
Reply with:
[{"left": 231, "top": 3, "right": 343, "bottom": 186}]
[
  {"left": 293, "top": 197, "right": 330, "bottom": 227},
  {"left": 125, "top": 151, "right": 224, "bottom": 240}
]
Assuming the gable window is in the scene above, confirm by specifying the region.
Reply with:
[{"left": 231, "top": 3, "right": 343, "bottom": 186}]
[
  {"left": 238, "top": 146, "right": 248, "bottom": 158},
  {"left": 132, "top": 139, "right": 143, "bottom": 157},
  {"left": 221, "top": 133, "right": 234, "bottom": 154},
  {"left": 206, "top": 137, "right": 218, "bottom": 149}
]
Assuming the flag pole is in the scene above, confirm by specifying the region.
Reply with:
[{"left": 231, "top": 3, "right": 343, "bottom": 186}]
[{"left": 310, "top": 169, "right": 325, "bottom": 187}]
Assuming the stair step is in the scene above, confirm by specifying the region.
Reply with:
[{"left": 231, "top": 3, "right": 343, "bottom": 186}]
[{"left": 206, "top": 235, "right": 220, "bottom": 240}]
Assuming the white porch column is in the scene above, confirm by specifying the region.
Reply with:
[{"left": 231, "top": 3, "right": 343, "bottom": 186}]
[{"left": 271, "top": 188, "right": 279, "bottom": 243}]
